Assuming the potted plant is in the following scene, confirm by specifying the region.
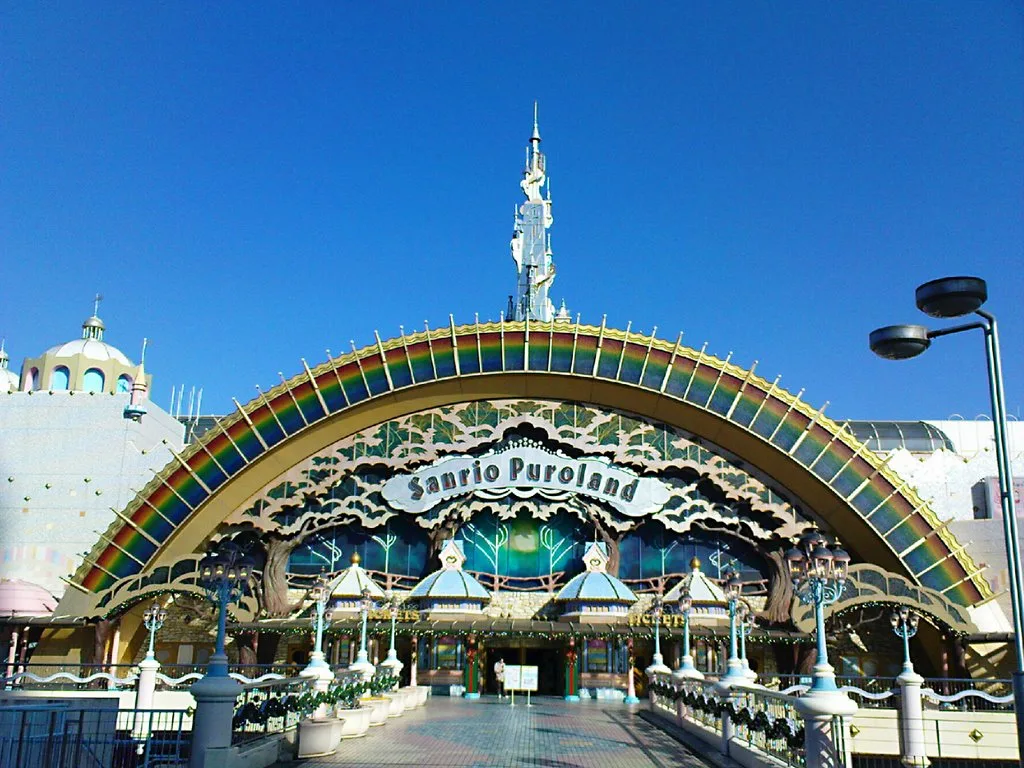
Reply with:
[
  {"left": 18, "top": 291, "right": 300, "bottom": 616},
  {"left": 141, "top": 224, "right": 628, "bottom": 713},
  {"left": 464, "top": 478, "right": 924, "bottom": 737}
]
[
  {"left": 296, "top": 686, "right": 343, "bottom": 758},
  {"left": 364, "top": 672, "right": 399, "bottom": 725},
  {"left": 332, "top": 678, "right": 373, "bottom": 739}
]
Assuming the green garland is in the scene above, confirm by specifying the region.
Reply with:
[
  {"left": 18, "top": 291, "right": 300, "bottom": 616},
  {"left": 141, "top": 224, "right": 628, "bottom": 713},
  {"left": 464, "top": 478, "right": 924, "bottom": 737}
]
[{"left": 648, "top": 681, "right": 805, "bottom": 749}]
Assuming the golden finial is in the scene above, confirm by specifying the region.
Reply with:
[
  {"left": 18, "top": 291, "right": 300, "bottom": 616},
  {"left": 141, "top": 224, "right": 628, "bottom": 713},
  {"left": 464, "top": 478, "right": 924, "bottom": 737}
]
[
  {"left": 690, "top": 557, "right": 701, "bottom": 570},
  {"left": 350, "top": 552, "right": 361, "bottom": 565}
]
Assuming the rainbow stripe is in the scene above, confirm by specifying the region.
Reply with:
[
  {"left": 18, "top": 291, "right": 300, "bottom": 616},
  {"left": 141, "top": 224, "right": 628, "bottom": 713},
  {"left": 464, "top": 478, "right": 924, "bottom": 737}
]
[{"left": 77, "top": 321, "right": 988, "bottom": 606}]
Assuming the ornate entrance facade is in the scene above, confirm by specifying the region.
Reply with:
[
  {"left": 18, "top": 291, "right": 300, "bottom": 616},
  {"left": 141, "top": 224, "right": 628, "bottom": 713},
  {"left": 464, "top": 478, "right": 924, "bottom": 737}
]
[{"left": 49, "top": 320, "right": 986, "bottom": 690}]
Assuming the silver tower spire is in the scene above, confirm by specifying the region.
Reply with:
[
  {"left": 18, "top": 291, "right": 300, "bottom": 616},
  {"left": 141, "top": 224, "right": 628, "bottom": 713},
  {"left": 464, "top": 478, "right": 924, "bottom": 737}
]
[{"left": 509, "top": 104, "right": 563, "bottom": 322}]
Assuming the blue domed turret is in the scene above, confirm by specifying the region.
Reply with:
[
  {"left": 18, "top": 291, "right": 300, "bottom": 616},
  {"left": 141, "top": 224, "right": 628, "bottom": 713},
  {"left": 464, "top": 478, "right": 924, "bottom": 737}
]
[
  {"left": 410, "top": 540, "right": 489, "bottom": 615},
  {"left": 554, "top": 542, "right": 637, "bottom": 620}
]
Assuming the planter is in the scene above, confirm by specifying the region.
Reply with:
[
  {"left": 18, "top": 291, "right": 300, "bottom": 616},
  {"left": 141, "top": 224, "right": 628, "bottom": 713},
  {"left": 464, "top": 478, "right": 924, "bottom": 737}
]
[
  {"left": 336, "top": 706, "right": 373, "bottom": 739},
  {"left": 364, "top": 696, "right": 391, "bottom": 726},
  {"left": 410, "top": 685, "right": 429, "bottom": 707},
  {"left": 385, "top": 692, "right": 405, "bottom": 718},
  {"left": 403, "top": 687, "right": 419, "bottom": 710},
  {"left": 297, "top": 717, "right": 341, "bottom": 758}
]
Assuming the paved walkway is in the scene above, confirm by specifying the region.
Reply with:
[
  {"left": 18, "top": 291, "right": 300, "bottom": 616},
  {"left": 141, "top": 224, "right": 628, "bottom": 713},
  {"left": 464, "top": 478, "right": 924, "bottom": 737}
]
[{"left": 287, "top": 696, "right": 720, "bottom": 768}]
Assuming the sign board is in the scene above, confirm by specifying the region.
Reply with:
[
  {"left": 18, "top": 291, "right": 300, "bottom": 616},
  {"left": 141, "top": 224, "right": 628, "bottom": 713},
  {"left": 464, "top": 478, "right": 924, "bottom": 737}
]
[
  {"left": 503, "top": 665, "right": 538, "bottom": 692},
  {"left": 382, "top": 444, "right": 671, "bottom": 517}
]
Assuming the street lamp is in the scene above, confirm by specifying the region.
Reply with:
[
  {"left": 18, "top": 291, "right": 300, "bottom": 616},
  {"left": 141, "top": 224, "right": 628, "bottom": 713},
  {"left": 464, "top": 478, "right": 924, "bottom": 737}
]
[
  {"left": 349, "top": 587, "right": 377, "bottom": 682},
  {"left": 738, "top": 604, "right": 758, "bottom": 682},
  {"left": 197, "top": 540, "right": 255, "bottom": 677},
  {"left": 302, "top": 574, "right": 334, "bottom": 677},
  {"left": 672, "top": 587, "right": 704, "bottom": 680},
  {"left": 646, "top": 594, "right": 671, "bottom": 675},
  {"left": 786, "top": 531, "right": 850, "bottom": 692},
  {"left": 870, "top": 275, "right": 1024, "bottom": 752},
  {"left": 890, "top": 607, "right": 919, "bottom": 674},
  {"left": 142, "top": 602, "right": 167, "bottom": 662},
  {"left": 721, "top": 569, "right": 747, "bottom": 683},
  {"left": 379, "top": 589, "right": 404, "bottom": 682}
]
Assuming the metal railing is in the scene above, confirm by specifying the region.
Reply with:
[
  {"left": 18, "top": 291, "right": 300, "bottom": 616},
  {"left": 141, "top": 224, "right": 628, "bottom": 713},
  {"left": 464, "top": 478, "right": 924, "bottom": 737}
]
[
  {"left": 731, "top": 686, "right": 805, "bottom": 767},
  {"left": 0, "top": 704, "right": 189, "bottom": 768},
  {"left": 231, "top": 675, "right": 312, "bottom": 746},
  {"left": 2, "top": 663, "right": 138, "bottom": 690}
]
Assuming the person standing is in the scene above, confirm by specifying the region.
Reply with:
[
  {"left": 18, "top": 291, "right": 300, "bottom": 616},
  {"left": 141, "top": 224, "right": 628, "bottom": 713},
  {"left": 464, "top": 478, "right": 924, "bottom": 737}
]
[{"left": 494, "top": 657, "right": 506, "bottom": 698}]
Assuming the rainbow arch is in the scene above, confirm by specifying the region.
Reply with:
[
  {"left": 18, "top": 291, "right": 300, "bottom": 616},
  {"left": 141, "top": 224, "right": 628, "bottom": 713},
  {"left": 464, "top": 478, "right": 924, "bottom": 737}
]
[{"left": 70, "top": 320, "right": 991, "bottom": 611}]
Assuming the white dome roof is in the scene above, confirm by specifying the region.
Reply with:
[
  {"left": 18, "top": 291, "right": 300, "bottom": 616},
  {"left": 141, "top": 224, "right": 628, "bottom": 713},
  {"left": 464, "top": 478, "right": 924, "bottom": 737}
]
[{"left": 45, "top": 338, "right": 132, "bottom": 365}]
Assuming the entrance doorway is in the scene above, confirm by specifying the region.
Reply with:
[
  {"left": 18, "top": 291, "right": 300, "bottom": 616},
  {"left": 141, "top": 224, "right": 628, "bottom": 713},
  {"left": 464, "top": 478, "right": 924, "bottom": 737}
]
[{"left": 483, "top": 643, "right": 564, "bottom": 696}]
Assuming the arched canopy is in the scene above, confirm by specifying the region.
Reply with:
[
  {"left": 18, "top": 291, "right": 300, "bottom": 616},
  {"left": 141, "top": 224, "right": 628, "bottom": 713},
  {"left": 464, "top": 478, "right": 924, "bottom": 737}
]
[{"left": 61, "top": 320, "right": 990, "bottom": 618}]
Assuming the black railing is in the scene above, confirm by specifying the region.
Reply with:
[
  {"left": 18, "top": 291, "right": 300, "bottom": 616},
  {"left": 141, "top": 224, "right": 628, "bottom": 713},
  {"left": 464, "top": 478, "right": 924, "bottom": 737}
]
[
  {"left": 0, "top": 704, "right": 189, "bottom": 768},
  {"left": 231, "top": 676, "right": 311, "bottom": 746}
]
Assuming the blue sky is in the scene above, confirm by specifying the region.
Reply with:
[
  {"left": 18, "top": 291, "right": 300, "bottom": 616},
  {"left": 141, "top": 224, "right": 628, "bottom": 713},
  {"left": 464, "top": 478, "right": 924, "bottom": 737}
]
[{"left": 2, "top": 3, "right": 1021, "bottom": 421}]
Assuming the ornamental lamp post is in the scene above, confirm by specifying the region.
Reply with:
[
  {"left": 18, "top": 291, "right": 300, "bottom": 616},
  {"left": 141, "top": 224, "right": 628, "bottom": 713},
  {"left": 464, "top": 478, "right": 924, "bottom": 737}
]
[
  {"left": 349, "top": 587, "right": 377, "bottom": 683},
  {"left": 787, "top": 532, "right": 857, "bottom": 768},
  {"left": 301, "top": 574, "right": 335, "bottom": 691},
  {"left": 786, "top": 531, "right": 850, "bottom": 692},
  {"left": 142, "top": 602, "right": 167, "bottom": 661},
  {"left": 719, "top": 569, "right": 747, "bottom": 684},
  {"left": 891, "top": 607, "right": 928, "bottom": 766},
  {"left": 379, "top": 589, "right": 404, "bottom": 684},
  {"left": 197, "top": 541, "right": 255, "bottom": 678},
  {"left": 891, "top": 607, "right": 919, "bottom": 674},
  {"left": 135, "top": 601, "right": 168, "bottom": 718},
  {"left": 189, "top": 540, "right": 255, "bottom": 768},
  {"left": 738, "top": 604, "right": 758, "bottom": 683},
  {"left": 869, "top": 275, "right": 1024, "bottom": 757},
  {"left": 645, "top": 593, "right": 672, "bottom": 677},
  {"left": 672, "top": 589, "right": 704, "bottom": 680}
]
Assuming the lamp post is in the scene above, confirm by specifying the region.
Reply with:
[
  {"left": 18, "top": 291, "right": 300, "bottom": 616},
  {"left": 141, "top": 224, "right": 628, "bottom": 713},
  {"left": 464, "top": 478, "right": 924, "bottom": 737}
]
[
  {"left": 786, "top": 531, "right": 850, "bottom": 693},
  {"left": 301, "top": 574, "right": 335, "bottom": 692},
  {"left": 672, "top": 589, "right": 704, "bottom": 680},
  {"left": 378, "top": 589, "right": 404, "bottom": 683},
  {"left": 197, "top": 541, "right": 255, "bottom": 678},
  {"left": 891, "top": 607, "right": 928, "bottom": 766},
  {"left": 190, "top": 540, "right": 255, "bottom": 768},
  {"left": 135, "top": 601, "right": 168, "bottom": 718},
  {"left": 349, "top": 587, "right": 376, "bottom": 683},
  {"left": 891, "top": 607, "right": 919, "bottom": 674},
  {"left": 142, "top": 602, "right": 167, "bottom": 661},
  {"left": 646, "top": 594, "right": 671, "bottom": 676},
  {"left": 738, "top": 604, "right": 757, "bottom": 682},
  {"left": 870, "top": 275, "right": 1024, "bottom": 755},
  {"left": 720, "top": 570, "right": 747, "bottom": 683}
]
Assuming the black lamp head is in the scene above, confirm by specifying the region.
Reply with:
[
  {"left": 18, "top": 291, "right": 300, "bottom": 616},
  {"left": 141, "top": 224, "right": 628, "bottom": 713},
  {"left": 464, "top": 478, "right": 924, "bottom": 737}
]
[
  {"left": 915, "top": 276, "right": 987, "bottom": 319},
  {"left": 869, "top": 325, "right": 931, "bottom": 360}
]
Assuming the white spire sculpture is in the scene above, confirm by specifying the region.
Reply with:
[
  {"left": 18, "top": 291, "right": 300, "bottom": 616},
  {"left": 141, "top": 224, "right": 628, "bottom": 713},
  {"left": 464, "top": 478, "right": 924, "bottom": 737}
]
[{"left": 509, "top": 103, "right": 563, "bottom": 322}]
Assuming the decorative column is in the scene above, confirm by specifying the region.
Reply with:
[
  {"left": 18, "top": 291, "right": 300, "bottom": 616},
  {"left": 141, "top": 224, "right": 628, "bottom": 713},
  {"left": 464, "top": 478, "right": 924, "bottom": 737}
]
[
  {"left": 464, "top": 635, "right": 480, "bottom": 699},
  {"left": 409, "top": 635, "right": 418, "bottom": 687},
  {"left": 107, "top": 623, "right": 122, "bottom": 690},
  {"left": 624, "top": 638, "right": 639, "bottom": 704},
  {"left": 892, "top": 608, "right": 928, "bottom": 767},
  {"left": 564, "top": 638, "right": 580, "bottom": 701},
  {"left": 5, "top": 627, "right": 19, "bottom": 689}
]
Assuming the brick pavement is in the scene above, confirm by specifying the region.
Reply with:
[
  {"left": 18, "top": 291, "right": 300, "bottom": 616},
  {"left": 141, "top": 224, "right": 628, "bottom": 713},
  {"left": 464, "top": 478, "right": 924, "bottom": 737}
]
[{"left": 286, "top": 696, "right": 723, "bottom": 767}]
